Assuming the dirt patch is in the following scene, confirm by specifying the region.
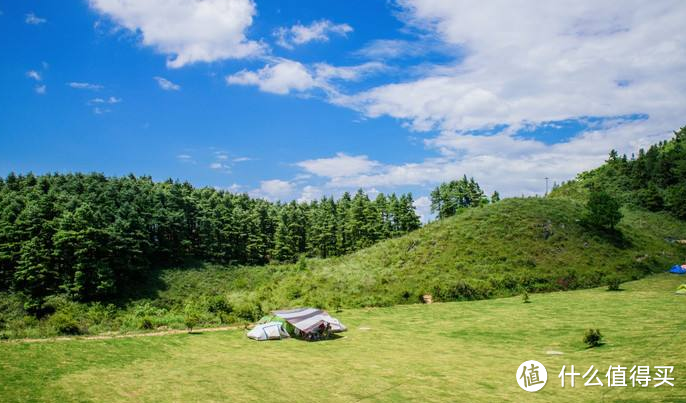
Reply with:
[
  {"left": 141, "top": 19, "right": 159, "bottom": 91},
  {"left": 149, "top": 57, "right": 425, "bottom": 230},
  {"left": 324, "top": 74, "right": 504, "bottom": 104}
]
[{"left": 4, "top": 325, "right": 243, "bottom": 344}]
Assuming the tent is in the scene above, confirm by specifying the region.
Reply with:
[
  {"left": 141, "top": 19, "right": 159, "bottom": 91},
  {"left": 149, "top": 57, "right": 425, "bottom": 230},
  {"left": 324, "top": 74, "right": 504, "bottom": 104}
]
[
  {"left": 246, "top": 321, "right": 290, "bottom": 341},
  {"left": 272, "top": 307, "right": 347, "bottom": 340},
  {"left": 669, "top": 265, "right": 686, "bottom": 274}
]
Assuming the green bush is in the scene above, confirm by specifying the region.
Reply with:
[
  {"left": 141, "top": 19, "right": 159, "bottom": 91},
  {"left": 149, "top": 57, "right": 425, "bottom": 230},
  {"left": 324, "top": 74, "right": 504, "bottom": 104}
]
[
  {"left": 606, "top": 276, "right": 622, "bottom": 291},
  {"left": 48, "top": 312, "right": 81, "bottom": 335},
  {"left": 139, "top": 317, "right": 154, "bottom": 330},
  {"left": 205, "top": 295, "right": 232, "bottom": 315},
  {"left": 183, "top": 302, "right": 201, "bottom": 333},
  {"left": 522, "top": 290, "right": 530, "bottom": 303},
  {"left": 583, "top": 328, "right": 603, "bottom": 348}
]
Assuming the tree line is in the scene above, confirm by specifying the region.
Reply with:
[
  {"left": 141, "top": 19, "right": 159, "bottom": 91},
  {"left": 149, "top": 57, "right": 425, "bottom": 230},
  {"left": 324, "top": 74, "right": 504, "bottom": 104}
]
[
  {"left": 0, "top": 173, "right": 420, "bottom": 309},
  {"left": 553, "top": 126, "right": 686, "bottom": 219}
]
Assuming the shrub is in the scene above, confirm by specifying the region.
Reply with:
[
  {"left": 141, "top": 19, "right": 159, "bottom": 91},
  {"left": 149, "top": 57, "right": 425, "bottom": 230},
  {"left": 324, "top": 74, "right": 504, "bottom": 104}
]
[
  {"left": 48, "top": 312, "right": 81, "bottom": 335},
  {"left": 606, "top": 276, "right": 622, "bottom": 291},
  {"left": 522, "top": 290, "right": 530, "bottom": 303},
  {"left": 139, "top": 317, "right": 154, "bottom": 330},
  {"left": 205, "top": 295, "right": 232, "bottom": 315},
  {"left": 183, "top": 302, "right": 201, "bottom": 333},
  {"left": 585, "top": 189, "right": 622, "bottom": 230},
  {"left": 583, "top": 328, "right": 603, "bottom": 348}
]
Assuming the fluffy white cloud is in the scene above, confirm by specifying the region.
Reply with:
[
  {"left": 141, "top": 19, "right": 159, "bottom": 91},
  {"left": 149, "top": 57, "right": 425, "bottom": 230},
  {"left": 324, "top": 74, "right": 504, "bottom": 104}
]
[
  {"left": 413, "top": 196, "right": 432, "bottom": 223},
  {"left": 25, "top": 13, "right": 46, "bottom": 25},
  {"left": 297, "top": 185, "right": 323, "bottom": 203},
  {"left": 343, "top": 1, "right": 686, "bottom": 134},
  {"left": 227, "top": 59, "right": 316, "bottom": 95},
  {"left": 312, "top": 1, "right": 686, "bottom": 196},
  {"left": 274, "top": 19, "right": 352, "bottom": 49},
  {"left": 154, "top": 76, "right": 180, "bottom": 91},
  {"left": 89, "top": 0, "right": 263, "bottom": 68},
  {"left": 296, "top": 153, "right": 380, "bottom": 178},
  {"left": 68, "top": 82, "right": 103, "bottom": 90},
  {"left": 34, "top": 85, "right": 46, "bottom": 95},
  {"left": 257, "top": 179, "right": 295, "bottom": 199},
  {"left": 226, "top": 59, "right": 384, "bottom": 95}
]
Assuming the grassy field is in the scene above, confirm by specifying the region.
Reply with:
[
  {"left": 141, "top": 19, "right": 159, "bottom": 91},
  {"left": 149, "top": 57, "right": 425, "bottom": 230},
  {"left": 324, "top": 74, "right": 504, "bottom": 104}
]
[{"left": 2, "top": 274, "right": 685, "bottom": 403}]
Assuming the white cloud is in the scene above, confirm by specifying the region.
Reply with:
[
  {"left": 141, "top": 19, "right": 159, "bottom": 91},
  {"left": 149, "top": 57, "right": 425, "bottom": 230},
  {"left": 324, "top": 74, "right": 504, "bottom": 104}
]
[
  {"left": 296, "top": 153, "right": 381, "bottom": 178},
  {"left": 313, "top": 62, "right": 386, "bottom": 82},
  {"left": 68, "top": 82, "right": 103, "bottom": 90},
  {"left": 226, "top": 59, "right": 384, "bottom": 95},
  {"left": 176, "top": 154, "right": 196, "bottom": 164},
  {"left": 297, "top": 185, "right": 323, "bottom": 203},
  {"left": 26, "top": 70, "right": 42, "bottom": 81},
  {"left": 89, "top": 0, "right": 264, "bottom": 68},
  {"left": 154, "top": 76, "right": 180, "bottom": 91},
  {"left": 274, "top": 19, "right": 352, "bottom": 49},
  {"left": 343, "top": 1, "right": 686, "bottom": 135},
  {"left": 88, "top": 96, "right": 121, "bottom": 104},
  {"left": 354, "top": 38, "right": 452, "bottom": 60},
  {"left": 25, "top": 13, "right": 46, "bottom": 25},
  {"left": 227, "top": 59, "right": 316, "bottom": 95},
  {"left": 256, "top": 179, "right": 295, "bottom": 199},
  {"left": 314, "top": 1, "right": 686, "bottom": 196},
  {"left": 413, "top": 196, "right": 432, "bottom": 223},
  {"left": 233, "top": 157, "right": 252, "bottom": 162},
  {"left": 34, "top": 85, "right": 46, "bottom": 95}
]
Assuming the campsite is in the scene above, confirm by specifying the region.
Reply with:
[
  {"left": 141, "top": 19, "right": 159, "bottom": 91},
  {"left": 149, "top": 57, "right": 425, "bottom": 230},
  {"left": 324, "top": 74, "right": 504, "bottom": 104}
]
[
  {"left": 1, "top": 274, "right": 684, "bottom": 402},
  {"left": 3, "top": 1, "right": 686, "bottom": 401}
]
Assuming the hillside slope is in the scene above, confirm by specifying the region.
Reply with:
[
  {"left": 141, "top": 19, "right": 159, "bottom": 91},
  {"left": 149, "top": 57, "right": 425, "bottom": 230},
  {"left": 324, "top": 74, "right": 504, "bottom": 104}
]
[{"left": 157, "top": 197, "right": 686, "bottom": 312}]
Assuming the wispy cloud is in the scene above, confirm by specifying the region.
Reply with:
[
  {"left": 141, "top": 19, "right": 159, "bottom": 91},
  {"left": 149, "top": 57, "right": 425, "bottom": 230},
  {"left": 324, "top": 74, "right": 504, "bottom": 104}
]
[
  {"left": 88, "top": 96, "right": 121, "bottom": 105},
  {"left": 68, "top": 82, "right": 103, "bottom": 91},
  {"left": 25, "top": 13, "right": 46, "bottom": 25},
  {"left": 154, "top": 76, "right": 181, "bottom": 91},
  {"left": 34, "top": 85, "right": 46, "bottom": 95},
  {"left": 274, "top": 19, "right": 352, "bottom": 49},
  {"left": 176, "top": 154, "right": 196, "bottom": 164},
  {"left": 26, "top": 70, "right": 42, "bottom": 81}
]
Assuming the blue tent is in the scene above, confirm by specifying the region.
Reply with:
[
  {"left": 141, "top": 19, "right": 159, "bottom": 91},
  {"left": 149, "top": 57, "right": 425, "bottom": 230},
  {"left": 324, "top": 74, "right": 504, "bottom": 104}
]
[{"left": 669, "top": 265, "right": 686, "bottom": 274}]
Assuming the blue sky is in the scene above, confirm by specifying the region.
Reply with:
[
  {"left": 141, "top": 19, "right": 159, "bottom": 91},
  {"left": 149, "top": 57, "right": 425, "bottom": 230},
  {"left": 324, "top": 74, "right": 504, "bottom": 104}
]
[{"left": 1, "top": 1, "right": 685, "bottom": 220}]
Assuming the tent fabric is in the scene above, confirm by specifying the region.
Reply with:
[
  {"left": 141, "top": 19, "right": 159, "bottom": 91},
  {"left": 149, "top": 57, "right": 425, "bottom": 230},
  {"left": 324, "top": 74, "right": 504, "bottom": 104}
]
[
  {"left": 272, "top": 308, "right": 347, "bottom": 334},
  {"left": 669, "top": 265, "right": 686, "bottom": 274},
  {"left": 247, "top": 322, "right": 290, "bottom": 341}
]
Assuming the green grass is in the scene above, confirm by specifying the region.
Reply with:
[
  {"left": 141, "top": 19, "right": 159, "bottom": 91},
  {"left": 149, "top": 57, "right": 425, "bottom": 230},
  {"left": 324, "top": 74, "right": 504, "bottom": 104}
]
[{"left": 1, "top": 274, "right": 685, "bottom": 402}]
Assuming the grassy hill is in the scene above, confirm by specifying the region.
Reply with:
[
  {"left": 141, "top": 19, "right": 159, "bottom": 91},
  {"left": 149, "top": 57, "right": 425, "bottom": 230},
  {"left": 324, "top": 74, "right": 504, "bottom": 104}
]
[
  {"left": 1, "top": 274, "right": 684, "bottom": 402},
  {"left": 155, "top": 197, "right": 686, "bottom": 311}
]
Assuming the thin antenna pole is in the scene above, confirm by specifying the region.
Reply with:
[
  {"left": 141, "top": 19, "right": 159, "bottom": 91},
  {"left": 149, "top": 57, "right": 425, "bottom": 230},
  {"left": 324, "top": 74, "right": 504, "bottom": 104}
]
[{"left": 545, "top": 177, "right": 549, "bottom": 196}]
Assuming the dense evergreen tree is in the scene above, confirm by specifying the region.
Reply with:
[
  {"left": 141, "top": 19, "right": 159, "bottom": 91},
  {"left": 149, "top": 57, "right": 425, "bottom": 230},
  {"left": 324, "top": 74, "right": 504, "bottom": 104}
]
[
  {"left": 430, "top": 176, "right": 490, "bottom": 219},
  {"left": 0, "top": 173, "right": 422, "bottom": 307}
]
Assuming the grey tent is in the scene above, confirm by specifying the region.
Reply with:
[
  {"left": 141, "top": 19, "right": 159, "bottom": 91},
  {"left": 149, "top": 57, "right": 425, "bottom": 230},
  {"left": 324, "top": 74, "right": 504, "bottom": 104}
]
[
  {"left": 272, "top": 307, "right": 346, "bottom": 338},
  {"left": 246, "top": 321, "right": 290, "bottom": 341}
]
